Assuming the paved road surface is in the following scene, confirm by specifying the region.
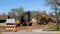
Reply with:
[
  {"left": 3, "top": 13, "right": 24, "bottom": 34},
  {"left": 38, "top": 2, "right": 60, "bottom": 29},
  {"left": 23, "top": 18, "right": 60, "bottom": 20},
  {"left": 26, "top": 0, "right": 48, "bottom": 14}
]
[
  {"left": 2, "top": 32, "right": 60, "bottom": 34},
  {"left": 2, "top": 29, "right": 60, "bottom": 34},
  {"left": 2, "top": 31, "right": 60, "bottom": 34}
]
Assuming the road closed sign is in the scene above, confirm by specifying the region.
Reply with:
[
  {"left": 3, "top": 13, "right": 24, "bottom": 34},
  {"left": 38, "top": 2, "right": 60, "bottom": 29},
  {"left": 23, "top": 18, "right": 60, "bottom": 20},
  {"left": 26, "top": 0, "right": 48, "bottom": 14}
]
[{"left": 6, "top": 18, "right": 15, "bottom": 24}]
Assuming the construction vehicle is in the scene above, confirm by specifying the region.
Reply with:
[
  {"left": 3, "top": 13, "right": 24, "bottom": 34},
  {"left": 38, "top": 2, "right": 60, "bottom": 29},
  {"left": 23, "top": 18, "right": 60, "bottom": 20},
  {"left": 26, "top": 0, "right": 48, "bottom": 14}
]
[
  {"left": 20, "top": 11, "right": 32, "bottom": 26},
  {"left": 34, "top": 13, "right": 55, "bottom": 25},
  {"left": 15, "top": 11, "right": 32, "bottom": 27},
  {"left": 15, "top": 11, "right": 56, "bottom": 26},
  {"left": 15, "top": 19, "right": 20, "bottom": 27},
  {"left": 40, "top": 15, "right": 48, "bottom": 25}
]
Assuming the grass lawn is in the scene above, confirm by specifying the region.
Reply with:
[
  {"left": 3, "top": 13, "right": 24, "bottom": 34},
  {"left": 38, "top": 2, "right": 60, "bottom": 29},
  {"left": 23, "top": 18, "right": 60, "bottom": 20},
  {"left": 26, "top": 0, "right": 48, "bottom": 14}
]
[
  {"left": 0, "top": 32, "right": 2, "bottom": 34},
  {"left": 0, "top": 26, "right": 5, "bottom": 29},
  {"left": 45, "top": 23, "right": 60, "bottom": 31}
]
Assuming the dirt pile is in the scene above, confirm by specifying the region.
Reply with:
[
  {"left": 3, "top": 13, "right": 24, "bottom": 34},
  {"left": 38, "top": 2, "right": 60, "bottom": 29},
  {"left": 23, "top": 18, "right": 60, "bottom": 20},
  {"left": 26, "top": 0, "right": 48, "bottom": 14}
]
[{"left": 32, "top": 22, "right": 56, "bottom": 29}]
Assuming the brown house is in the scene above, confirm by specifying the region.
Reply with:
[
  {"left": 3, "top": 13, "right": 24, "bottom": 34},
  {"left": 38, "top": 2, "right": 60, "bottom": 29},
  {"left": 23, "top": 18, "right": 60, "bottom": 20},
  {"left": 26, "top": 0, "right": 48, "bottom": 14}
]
[{"left": 0, "top": 15, "right": 8, "bottom": 23}]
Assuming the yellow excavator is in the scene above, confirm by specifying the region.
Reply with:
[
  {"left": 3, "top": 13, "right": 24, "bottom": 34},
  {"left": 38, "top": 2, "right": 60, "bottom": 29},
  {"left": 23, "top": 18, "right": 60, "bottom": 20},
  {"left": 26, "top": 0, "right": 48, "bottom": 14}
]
[
  {"left": 15, "top": 11, "right": 32, "bottom": 27},
  {"left": 35, "top": 13, "right": 50, "bottom": 25},
  {"left": 15, "top": 19, "right": 20, "bottom": 27}
]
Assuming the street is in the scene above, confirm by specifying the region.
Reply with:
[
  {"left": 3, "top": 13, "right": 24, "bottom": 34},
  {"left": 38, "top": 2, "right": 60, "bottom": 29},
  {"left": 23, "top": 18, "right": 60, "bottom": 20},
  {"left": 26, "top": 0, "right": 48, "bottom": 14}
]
[{"left": 2, "top": 29, "right": 60, "bottom": 34}]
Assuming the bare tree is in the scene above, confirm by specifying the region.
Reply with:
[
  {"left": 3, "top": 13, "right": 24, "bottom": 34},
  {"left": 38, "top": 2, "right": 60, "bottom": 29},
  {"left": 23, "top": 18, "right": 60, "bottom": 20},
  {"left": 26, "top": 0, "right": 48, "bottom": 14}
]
[
  {"left": 45, "top": 0, "right": 60, "bottom": 30},
  {"left": 8, "top": 7, "right": 24, "bottom": 19}
]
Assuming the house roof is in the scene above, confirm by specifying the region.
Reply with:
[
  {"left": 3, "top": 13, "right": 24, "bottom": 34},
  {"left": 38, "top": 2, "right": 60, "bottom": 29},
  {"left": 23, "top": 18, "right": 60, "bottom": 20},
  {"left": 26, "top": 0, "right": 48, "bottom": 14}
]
[{"left": 0, "top": 15, "right": 8, "bottom": 20}]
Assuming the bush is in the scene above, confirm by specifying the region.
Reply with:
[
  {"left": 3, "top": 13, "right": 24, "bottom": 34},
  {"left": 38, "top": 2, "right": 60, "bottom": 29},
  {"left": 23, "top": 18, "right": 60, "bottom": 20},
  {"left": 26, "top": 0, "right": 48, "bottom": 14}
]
[
  {"left": 45, "top": 24, "right": 60, "bottom": 31},
  {"left": 0, "top": 32, "right": 2, "bottom": 34}
]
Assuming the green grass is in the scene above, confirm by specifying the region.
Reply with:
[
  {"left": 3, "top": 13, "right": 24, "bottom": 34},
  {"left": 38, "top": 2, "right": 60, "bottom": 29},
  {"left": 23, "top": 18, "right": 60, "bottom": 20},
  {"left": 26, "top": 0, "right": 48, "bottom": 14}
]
[
  {"left": 0, "top": 32, "right": 2, "bottom": 34},
  {"left": 0, "top": 26, "right": 5, "bottom": 28},
  {"left": 45, "top": 23, "right": 60, "bottom": 31}
]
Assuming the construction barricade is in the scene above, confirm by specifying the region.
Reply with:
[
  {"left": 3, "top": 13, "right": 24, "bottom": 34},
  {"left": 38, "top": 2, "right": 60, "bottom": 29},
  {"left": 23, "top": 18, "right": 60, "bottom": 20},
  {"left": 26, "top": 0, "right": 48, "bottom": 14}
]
[{"left": 5, "top": 24, "right": 17, "bottom": 32}]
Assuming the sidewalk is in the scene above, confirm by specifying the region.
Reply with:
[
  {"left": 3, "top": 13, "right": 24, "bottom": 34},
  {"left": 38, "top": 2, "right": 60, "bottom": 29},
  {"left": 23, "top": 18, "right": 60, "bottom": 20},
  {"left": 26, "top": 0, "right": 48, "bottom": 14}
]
[
  {"left": 0, "top": 23, "right": 6, "bottom": 26},
  {"left": 32, "top": 29, "right": 60, "bottom": 33}
]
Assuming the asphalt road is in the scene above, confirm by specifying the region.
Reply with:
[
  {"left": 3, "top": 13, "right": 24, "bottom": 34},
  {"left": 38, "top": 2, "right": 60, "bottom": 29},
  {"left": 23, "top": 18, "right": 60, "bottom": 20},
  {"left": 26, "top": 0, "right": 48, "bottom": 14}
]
[
  {"left": 2, "top": 31, "right": 60, "bottom": 34},
  {"left": 2, "top": 32, "right": 60, "bottom": 34},
  {"left": 2, "top": 29, "right": 60, "bottom": 34}
]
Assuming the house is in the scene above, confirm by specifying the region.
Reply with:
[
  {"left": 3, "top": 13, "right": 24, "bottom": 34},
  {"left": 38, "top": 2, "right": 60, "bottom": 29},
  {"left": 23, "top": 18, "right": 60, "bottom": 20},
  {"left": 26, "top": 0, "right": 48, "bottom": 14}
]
[{"left": 0, "top": 15, "right": 8, "bottom": 23}]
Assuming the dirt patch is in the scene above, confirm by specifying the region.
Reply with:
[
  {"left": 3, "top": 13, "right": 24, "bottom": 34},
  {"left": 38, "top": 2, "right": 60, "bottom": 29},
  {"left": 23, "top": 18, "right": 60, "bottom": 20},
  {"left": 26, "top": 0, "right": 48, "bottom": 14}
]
[
  {"left": 0, "top": 26, "right": 5, "bottom": 32},
  {"left": 0, "top": 22, "right": 55, "bottom": 32},
  {"left": 32, "top": 22, "right": 55, "bottom": 29}
]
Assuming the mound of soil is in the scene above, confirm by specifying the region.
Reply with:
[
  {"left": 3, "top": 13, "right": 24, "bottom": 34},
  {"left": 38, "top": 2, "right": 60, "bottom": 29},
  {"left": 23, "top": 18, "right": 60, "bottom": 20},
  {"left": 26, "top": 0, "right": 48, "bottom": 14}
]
[{"left": 32, "top": 22, "right": 56, "bottom": 29}]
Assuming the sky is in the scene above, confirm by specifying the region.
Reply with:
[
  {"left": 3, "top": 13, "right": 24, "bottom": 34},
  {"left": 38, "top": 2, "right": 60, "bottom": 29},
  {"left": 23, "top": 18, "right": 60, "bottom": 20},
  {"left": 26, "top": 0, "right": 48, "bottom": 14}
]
[{"left": 0, "top": 0, "right": 53, "bottom": 14}]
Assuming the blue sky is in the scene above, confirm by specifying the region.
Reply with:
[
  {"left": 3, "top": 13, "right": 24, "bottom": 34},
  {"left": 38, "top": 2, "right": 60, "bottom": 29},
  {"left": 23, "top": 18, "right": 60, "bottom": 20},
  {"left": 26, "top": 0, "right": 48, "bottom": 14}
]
[{"left": 0, "top": 0, "right": 53, "bottom": 14}]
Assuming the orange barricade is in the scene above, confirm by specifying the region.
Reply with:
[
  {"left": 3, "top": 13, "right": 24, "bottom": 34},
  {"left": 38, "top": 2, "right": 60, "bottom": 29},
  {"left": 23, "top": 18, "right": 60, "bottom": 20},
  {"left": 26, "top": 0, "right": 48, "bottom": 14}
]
[{"left": 5, "top": 24, "right": 17, "bottom": 32}]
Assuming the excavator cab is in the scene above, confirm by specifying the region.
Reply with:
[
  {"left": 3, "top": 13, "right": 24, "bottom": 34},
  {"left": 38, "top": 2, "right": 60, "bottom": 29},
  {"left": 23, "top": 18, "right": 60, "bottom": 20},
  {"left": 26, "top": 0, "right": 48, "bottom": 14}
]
[
  {"left": 20, "top": 11, "right": 32, "bottom": 26},
  {"left": 40, "top": 15, "right": 48, "bottom": 25}
]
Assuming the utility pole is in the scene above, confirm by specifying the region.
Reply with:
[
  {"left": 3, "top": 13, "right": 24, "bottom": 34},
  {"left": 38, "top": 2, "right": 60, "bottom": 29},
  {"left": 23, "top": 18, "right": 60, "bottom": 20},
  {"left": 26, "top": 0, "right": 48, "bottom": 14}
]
[{"left": 54, "top": 0, "right": 59, "bottom": 31}]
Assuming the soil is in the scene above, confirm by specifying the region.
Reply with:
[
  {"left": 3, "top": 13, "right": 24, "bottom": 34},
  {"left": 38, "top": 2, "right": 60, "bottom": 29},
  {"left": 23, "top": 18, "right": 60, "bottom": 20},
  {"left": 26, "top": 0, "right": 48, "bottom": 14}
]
[{"left": 0, "top": 22, "right": 55, "bottom": 32}]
